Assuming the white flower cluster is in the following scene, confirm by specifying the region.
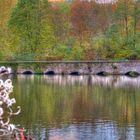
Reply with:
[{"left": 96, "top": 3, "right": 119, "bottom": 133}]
[
  {"left": 0, "top": 66, "right": 12, "bottom": 75},
  {"left": 0, "top": 79, "right": 14, "bottom": 108},
  {"left": 0, "top": 79, "right": 21, "bottom": 137}
]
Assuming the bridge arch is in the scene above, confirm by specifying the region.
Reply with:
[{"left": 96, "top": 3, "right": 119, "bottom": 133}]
[
  {"left": 69, "top": 71, "right": 80, "bottom": 76},
  {"left": 96, "top": 71, "right": 108, "bottom": 76},
  {"left": 22, "top": 70, "right": 34, "bottom": 75},
  {"left": 125, "top": 71, "right": 139, "bottom": 77},
  {"left": 44, "top": 70, "right": 55, "bottom": 75}
]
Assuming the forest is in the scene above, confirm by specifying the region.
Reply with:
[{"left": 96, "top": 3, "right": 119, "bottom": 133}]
[{"left": 0, "top": 0, "right": 140, "bottom": 61}]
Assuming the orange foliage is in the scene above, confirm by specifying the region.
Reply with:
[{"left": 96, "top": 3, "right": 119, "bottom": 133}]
[{"left": 71, "top": 0, "right": 94, "bottom": 37}]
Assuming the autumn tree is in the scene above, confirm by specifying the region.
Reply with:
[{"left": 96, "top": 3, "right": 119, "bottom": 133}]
[
  {"left": 9, "top": 0, "right": 55, "bottom": 60},
  {"left": 1, "top": 0, "right": 140, "bottom": 60},
  {"left": 106, "top": 0, "right": 140, "bottom": 59},
  {"left": 131, "top": 0, "right": 140, "bottom": 49},
  {"left": 0, "top": 0, "right": 17, "bottom": 60},
  {"left": 71, "top": 0, "right": 93, "bottom": 40}
]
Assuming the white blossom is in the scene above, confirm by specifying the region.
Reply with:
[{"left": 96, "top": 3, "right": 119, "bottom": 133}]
[
  {"left": 0, "top": 108, "right": 3, "bottom": 117},
  {"left": 0, "top": 78, "right": 21, "bottom": 137}
]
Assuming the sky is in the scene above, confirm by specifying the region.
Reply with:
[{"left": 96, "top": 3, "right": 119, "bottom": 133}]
[{"left": 96, "top": 0, "right": 116, "bottom": 3}]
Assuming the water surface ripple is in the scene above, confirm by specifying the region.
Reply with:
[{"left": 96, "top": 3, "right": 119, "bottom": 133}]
[{"left": 9, "top": 75, "right": 140, "bottom": 140}]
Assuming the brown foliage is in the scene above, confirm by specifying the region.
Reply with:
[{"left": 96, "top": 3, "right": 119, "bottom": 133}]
[
  {"left": 70, "top": 0, "right": 112, "bottom": 40},
  {"left": 71, "top": 0, "right": 94, "bottom": 37},
  {"left": 0, "top": 0, "right": 16, "bottom": 27}
]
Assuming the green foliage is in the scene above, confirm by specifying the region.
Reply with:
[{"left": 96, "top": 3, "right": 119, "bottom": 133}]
[
  {"left": 1, "top": 0, "right": 140, "bottom": 60},
  {"left": 9, "top": 0, "right": 54, "bottom": 60}
]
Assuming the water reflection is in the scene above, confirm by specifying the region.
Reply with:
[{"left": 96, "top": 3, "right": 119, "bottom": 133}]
[
  {"left": 17, "top": 75, "right": 140, "bottom": 88},
  {"left": 48, "top": 122, "right": 135, "bottom": 140},
  {"left": 10, "top": 75, "right": 140, "bottom": 140}
]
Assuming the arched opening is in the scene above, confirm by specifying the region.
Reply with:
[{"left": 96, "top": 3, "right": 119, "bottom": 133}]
[
  {"left": 45, "top": 71, "right": 55, "bottom": 75},
  {"left": 22, "top": 71, "right": 33, "bottom": 75},
  {"left": 125, "top": 71, "right": 139, "bottom": 77},
  {"left": 97, "top": 71, "right": 108, "bottom": 76},
  {"left": 69, "top": 71, "right": 80, "bottom": 76}
]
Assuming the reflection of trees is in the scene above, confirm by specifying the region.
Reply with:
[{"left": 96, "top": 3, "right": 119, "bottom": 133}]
[
  {"left": 42, "top": 75, "right": 140, "bottom": 89},
  {"left": 11, "top": 75, "right": 140, "bottom": 139}
]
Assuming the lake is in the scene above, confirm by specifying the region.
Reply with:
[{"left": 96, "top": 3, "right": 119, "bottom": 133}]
[{"left": 8, "top": 75, "right": 140, "bottom": 140}]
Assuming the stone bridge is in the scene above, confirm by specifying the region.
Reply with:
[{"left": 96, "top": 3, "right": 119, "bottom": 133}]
[{"left": 1, "top": 61, "right": 140, "bottom": 75}]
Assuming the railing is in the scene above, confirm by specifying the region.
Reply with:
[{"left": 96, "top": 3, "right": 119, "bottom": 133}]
[{"left": 0, "top": 60, "right": 139, "bottom": 64}]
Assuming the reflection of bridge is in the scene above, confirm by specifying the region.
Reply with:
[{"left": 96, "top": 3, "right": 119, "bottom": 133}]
[
  {"left": 17, "top": 75, "right": 140, "bottom": 88},
  {"left": 1, "top": 61, "right": 140, "bottom": 75}
]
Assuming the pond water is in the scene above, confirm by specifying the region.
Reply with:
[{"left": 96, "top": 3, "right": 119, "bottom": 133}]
[{"left": 8, "top": 75, "right": 140, "bottom": 140}]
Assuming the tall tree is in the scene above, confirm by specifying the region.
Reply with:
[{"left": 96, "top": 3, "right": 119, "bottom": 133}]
[
  {"left": 132, "top": 0, "right": 140, "bottom": 49},
  {"left": 9, "top": 0, "right": 53, "bottom": 60},
  {"left": 0, "top": 0, "right": 17, "bottom": 60}
]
